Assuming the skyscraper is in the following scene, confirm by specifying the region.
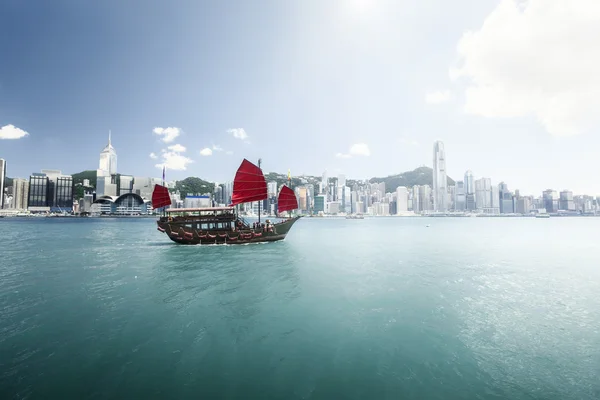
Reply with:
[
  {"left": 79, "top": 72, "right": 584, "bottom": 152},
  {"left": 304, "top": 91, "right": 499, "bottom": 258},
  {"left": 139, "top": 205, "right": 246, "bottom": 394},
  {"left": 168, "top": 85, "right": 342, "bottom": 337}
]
[
  {"left": 396, "top": 186, "right": 408, "bottom": 214},
  {"left": 0, "top": 158, "right": 5, "bottom": 209},
  {"left": 464, "top": 170, "right": 476, "bottom": 211},
  {"left": 12, "top": 178, "right": 29, "bottom": 210},
  {"left": 454, "top": 180, "right": 466, "bottom": 211},
  {"left": 98, "top": 131, "right": 117, "bottom": 177},
  {"left": 475, "top": 178, "right": 492, "bottom": 210},
  {"left": 432, "top": 141, "right": 447, "bottom": 211}
]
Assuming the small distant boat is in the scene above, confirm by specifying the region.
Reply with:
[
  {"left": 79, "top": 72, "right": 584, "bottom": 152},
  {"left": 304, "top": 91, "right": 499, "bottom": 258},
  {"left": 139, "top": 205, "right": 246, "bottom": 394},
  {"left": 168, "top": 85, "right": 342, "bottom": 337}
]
[
  {"left": 345, "top": 214, "right": 364, "bottom": 219},
  {"left": 535, "top": 213, "right": 550, "bottom": 218},
  {"left": 153, "top": 158, "right": 302, "bottom": 245}
]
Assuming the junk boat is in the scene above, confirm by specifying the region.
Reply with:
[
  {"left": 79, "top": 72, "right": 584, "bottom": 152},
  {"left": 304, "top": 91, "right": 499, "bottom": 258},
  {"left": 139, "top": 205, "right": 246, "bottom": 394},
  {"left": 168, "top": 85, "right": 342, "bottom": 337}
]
[{"left": 152, "top": 158, "right": 302, "bottom": 245}]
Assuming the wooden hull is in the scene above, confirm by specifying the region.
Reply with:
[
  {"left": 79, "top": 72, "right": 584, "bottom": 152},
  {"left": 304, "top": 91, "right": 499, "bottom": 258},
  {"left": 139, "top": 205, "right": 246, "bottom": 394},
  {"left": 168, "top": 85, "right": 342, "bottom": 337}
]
[{"left": 156, "top": 216, "right": 302, "bottom": 245}]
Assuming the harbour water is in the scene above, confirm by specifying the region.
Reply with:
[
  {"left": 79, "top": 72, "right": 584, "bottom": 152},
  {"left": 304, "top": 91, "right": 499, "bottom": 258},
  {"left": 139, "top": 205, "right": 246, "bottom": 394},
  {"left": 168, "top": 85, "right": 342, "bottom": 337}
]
[{"left": 1, "top": 217, "right": 599, "bottom": 399}]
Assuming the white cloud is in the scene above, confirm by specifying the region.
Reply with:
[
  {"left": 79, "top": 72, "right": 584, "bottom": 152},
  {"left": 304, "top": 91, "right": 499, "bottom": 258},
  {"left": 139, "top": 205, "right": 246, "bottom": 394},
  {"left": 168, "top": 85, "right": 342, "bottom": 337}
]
[
  {"left": 425, "top": 91, "right": 451, "bottom": 104},
  {"left": 200, "top": 147, "right": 213, "bottom": 156},
  {"left": 227, "top": 128, "right": 249, "bottom": 141},
  {"left": 149, "top": 152, "right": 158, "bottom": 159},
  {"left": 212, "top": 144, "right": 224, "bottom": 151},
  {"left": 155, "top": 152, "right": 193, "bottom": 171},
  {"left": 167, "top": 144, "right": 186, "bottom": 152},
  {"left": 451, "top": 0, "right": 600, "bottom": 136},
  {"left": 155, "top": 141, "right": 192, "bottom": 170},
  {"left": 336, "top": 143, "right": 371, "bottom": 158},
  {"left": 0, "top": 124, "right": 29, "bottom": 140},
  {"left": 153, "top": 127, "right": 181, "bottom": 143}
]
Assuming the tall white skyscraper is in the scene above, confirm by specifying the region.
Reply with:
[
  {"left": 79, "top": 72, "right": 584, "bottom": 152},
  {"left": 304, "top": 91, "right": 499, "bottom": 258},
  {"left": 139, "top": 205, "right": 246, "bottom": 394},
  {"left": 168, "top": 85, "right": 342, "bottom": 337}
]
[
  {"left": 432, "top": 141, "right": 447, "bottom": 211},
  {"left": 396, "top": 186, "right": 408, "bottom": 214},
  {"left": 0, "top": 158, "right": 5, "bottom": 209},
  {"left": 98, "top": 131, "right": 117, "bottom": 177},
  {"left": 475, "top": 178, "right": 492, "bottom": 210}
]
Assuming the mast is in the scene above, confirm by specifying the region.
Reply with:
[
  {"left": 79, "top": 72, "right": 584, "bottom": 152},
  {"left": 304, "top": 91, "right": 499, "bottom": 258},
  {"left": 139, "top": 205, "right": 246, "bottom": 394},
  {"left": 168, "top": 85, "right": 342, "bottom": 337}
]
[{"left": 257, "top": 158, "right": 262, "bottom": 224}]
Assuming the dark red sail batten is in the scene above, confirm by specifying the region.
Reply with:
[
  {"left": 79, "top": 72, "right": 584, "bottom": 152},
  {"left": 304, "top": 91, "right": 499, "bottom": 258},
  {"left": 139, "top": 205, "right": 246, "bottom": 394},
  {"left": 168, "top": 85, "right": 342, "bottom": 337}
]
[
  {"left": 277, "top": 185, "right": 298, "bottom": 213},
  {"left": 230, "top": 159, "right": 267, "bottom": 206},
  {"left": 152, "top": 184, "right": 172, "bottom": 209}
]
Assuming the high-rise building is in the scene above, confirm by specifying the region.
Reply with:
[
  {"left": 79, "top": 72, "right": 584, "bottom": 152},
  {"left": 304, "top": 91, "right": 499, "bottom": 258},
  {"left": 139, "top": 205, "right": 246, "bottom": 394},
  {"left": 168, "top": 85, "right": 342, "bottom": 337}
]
[
  {"left": 475, "top": 178, "right": 492, "bottom": 210},
  {"left": 432, "top": 141, "right": 448, "bottom": 212},
  {"left": 268, "top": 181, "right": 278, "bottom": 197},
  {"left": 396, "top": 186, "right": 408, "bottom": 214},
  {"left": 516, "top": 196, "right": 532, "bottom": 214},
  {"left": 28, "top": 173, "right": 49, "bottom": 211},
  {"left": 542, "top": 189, "right": 558, "bottom": 213},
  {"left": 448, "top": 185, "right": 456, "bottom": 211},
  {"left": 11, "top": 178, "right": 29, "bottom": 210},
  {"left": 98, "top": 131, "right": 117, "bottom": 177},
  {"left": 338, "top": 174, "right": 346, "bottom": 188},
  {"left": 491, "top": 185, "right": 500, "bottom": 212},
  {"left": 0, "top": 158, "right": 5, "bottom": 209},
  {"left": 27, "top": 170, "right": 73, "bottom": 212},
  {"left": 454, "top": 180, "right": 466, "bottom": 211},
  {"left": 498, "top": 182, "right": 514, "bottom": 213},
  {"left": 464, "top": 170, "right": 476, "bottom": 211},
  {"left": 559, "top": 190, "right": 575, "bottom": 211}
]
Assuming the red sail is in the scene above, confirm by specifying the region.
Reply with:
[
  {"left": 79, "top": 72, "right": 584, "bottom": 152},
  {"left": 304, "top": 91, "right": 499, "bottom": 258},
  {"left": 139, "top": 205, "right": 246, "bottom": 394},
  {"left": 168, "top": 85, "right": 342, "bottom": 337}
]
[
  {"left": 277, "top": 185, "right": 298, "bottom": 213},
  {"left": 230, "top": 159, "right": 268, "bottom": 206},
  {"left": 152, "top": 184, "right": 172, "bottom": 209}
]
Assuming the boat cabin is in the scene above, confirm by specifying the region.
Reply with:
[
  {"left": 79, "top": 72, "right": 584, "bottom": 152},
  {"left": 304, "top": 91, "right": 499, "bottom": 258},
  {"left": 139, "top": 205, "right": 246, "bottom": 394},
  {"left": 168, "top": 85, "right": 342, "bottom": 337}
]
[{"left": 159, "top": 207, "right": 241, "bottom": 231}]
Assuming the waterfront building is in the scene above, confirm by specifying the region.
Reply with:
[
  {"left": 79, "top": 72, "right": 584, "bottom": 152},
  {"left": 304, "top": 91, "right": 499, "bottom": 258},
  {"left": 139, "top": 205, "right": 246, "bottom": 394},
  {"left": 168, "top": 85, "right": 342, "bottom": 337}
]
[
  {"left": 454, "top": 180, "right": 466, "bottom": 211},
  {"left": 498, "top": 182, "right": 514, "bottom": 213},
  {"left": 448, "top": 185, "right": 456, "bottom": 211},
  {"left": 559, "top": 190, "right": 575, "bottom": 211},
  {"left": 91, "top": 193, "right": 150, "bottom": 215},
  {"left": 475, "top": 178, "right": 492, "bottom": 210},
  {"left": 27, "top": 170, "right": 73, "bottom": 212},
  {"left": 328, "top": 201, "right": 340, "bottom": 214},
  {"left": 543, "top": 190, "right": 559, "bottom": 213},
  {"left": 432, "top": 141, "right": 448, "bottom": 211},
  {"left": 396, "top": 186, "right": 408, "bottom": 214},
  {"left": 516, "top": 196, "right": 532, "bottom": 214},
  {"left": 11, "top": 178, "right": 29, "bottom": 210},
  {"left": 314, "top": 195, "right": 325, "bottom": 213},
  {"left": 491, "top": 185, "right": 500, "bottom": 213},
  {"left": 464, "top": 170, "right": 476, "bottom": 211}
]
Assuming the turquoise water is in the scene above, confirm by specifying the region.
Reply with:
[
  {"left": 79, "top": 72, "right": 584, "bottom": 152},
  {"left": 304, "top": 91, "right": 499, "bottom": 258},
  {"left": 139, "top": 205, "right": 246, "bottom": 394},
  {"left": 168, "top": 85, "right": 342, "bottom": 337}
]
[{"left": 1, "top": 217, "right": 599, "bottom": 399}]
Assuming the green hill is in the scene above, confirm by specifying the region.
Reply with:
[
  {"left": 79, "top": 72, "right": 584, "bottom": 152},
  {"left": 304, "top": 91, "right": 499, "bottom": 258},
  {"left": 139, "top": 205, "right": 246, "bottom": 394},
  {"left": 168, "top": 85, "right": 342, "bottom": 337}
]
[
  {"left": 174, "top": 177, "right": 215, "bottom": 198},
  {"left": 369, "top": 166, "right": 455, "bottom": 190},
  {"left": 72, "top": 170, "right": 97, "bottom": 188}
]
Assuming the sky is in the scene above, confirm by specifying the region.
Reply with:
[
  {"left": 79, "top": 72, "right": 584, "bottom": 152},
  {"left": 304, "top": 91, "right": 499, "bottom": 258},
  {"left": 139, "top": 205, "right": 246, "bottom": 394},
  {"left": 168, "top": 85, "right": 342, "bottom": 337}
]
[{"left": 1, "top": 0, "right": 599, "bottom": 196}]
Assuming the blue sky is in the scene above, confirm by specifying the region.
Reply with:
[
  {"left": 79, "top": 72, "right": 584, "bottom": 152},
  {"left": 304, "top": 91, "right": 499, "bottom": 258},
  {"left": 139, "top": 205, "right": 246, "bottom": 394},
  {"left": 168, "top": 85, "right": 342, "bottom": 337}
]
[{"left": 1, "top": 0, "right": 599, "bottom": 195}]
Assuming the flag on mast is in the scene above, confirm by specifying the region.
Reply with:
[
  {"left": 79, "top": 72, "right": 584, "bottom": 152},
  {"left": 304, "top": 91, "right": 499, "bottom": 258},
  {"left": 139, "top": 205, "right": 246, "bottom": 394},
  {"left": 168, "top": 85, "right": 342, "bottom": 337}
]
[
  {"left": 287, "top": 169, "right": 291, "bottom": 181},
  {"left": 162, "top": 165, "right": 166, "bottom": 185}
]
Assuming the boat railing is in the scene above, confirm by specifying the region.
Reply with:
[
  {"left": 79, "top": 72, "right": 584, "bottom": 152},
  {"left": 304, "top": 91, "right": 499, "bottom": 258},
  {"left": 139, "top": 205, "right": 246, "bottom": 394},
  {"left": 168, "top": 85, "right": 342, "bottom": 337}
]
[{"left": 237, "top": 216, "right": 251, "bottom": 228}]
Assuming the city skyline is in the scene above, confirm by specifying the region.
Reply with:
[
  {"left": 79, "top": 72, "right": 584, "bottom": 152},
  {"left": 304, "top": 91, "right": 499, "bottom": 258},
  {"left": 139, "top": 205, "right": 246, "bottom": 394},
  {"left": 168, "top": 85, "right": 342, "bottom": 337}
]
[{"left": 2, "top": 1, "right": 600, "bottom": 195}]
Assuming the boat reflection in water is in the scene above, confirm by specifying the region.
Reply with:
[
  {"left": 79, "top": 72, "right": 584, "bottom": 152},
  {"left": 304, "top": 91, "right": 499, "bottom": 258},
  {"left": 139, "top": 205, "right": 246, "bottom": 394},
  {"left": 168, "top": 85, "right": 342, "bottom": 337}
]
[{"left": 153, "top": 158, "right": 301, "bottom": 245}]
